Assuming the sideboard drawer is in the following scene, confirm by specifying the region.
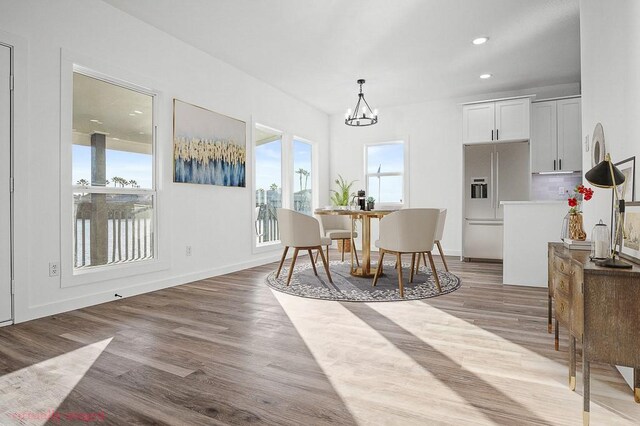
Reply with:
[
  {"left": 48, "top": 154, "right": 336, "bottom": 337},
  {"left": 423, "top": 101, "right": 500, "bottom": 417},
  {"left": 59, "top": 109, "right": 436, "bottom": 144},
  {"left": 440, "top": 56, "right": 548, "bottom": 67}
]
[
  {"left": 554, "top": 271, "right": 571, "bottom": 296},
  {"left": 555, "top": 295, "right": 570, "bottom": 326},
  {"left": 554, "top": 255, "right": 571, "bottom": 275}
]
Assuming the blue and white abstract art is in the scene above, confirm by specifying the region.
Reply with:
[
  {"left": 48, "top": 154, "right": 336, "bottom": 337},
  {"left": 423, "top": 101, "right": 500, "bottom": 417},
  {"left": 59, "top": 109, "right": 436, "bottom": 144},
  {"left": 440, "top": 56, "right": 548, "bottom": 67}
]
[{"left": 173, "top": 99, "right": 246, "bottom": 187}]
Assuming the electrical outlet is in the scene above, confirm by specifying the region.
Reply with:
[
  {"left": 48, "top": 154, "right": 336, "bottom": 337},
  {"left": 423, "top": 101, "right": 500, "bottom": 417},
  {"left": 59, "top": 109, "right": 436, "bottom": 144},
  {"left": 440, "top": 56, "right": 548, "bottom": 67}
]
[
  {"left": 49, "top": 262, "right": 59, "bottom": 277},
  {"left": 585, "top": 135, "right": 590, "bottom": 151},
  {"left": 186, "top": 246, "right": 192, "bottom": 256},
  {"left": 559, "top": 186, "right": 566, "bottom": 195}
]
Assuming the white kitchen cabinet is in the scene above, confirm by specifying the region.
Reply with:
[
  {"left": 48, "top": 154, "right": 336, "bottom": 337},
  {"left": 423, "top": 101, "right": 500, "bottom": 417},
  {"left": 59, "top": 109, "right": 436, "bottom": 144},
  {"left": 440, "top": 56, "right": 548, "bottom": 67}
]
[
  {"left": 462, "top": 97, "right": 530, "bottom": 144},
  {"left": 531, "top": 97, "right": 581, "bottom": 173}
]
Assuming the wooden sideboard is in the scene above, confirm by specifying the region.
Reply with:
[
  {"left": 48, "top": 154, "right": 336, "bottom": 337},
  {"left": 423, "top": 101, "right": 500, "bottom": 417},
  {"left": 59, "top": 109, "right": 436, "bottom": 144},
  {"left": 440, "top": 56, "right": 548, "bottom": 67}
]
[{"left": 548, "top": 242, "right": 640, "bottom": 425}]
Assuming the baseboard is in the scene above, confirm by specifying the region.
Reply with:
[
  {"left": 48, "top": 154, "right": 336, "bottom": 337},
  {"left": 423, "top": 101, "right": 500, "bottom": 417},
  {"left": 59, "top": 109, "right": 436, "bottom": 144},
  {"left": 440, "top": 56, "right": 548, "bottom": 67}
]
[{"left": 14, "top": 253, "right": 283, "bottom": 324}]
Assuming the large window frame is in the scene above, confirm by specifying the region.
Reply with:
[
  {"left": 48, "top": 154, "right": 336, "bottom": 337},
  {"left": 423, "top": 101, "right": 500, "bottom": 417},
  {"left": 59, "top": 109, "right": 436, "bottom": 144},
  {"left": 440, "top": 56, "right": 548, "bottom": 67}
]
[
  {"left": 252, "top": 121, "right": 317, "bottom": 252},
  {"left": 364, "top": 140, "right": 409, "bottom": 209},
  {"left": 60, "top": 52, "right": 167, "bottom": 288}
]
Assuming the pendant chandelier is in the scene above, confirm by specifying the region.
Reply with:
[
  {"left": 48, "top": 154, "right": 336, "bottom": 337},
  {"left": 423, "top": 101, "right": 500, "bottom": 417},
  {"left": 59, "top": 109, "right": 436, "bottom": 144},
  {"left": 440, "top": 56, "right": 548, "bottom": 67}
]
[{"left": 345, "top": 79, "right": 378, "bottom": 127}]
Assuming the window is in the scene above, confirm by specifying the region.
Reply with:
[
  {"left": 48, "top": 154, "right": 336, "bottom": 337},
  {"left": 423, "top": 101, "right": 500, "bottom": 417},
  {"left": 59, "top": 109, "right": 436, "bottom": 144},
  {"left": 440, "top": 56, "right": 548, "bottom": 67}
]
[
  {"left": 255, "top": 125, "right": 282, "bottom": 246},
  {"left": 293, "top": 139, "right": 312, "bottom": 215},
  {"left": 253, "top": 125, "right": 315, "bottom": 248},
  {"left": 72, "top": 71, "right": 156, "bottom": 270},
  {"left": 365, "top": 141, "right": 406, "bottom": 206}
]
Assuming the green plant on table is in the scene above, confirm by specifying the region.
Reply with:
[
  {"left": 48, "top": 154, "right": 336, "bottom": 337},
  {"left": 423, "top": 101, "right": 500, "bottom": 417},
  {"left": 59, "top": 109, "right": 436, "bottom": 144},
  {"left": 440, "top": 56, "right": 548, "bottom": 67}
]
[{"left": 330, "top": 174, "right": 357, "bottom": 206}]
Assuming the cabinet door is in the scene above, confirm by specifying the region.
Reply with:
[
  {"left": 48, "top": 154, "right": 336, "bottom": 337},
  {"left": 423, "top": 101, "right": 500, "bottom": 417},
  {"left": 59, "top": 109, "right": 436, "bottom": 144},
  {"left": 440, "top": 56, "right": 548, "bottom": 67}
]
[
  {"left": 557, "top": 98, "right": 582, "bottom": 172},
  {"left": 531, "top": 101, "right": 557, "bottom": 173},
  {"left": 495, "top": 98, "right": 530, "bottom": 141},
  {"left": 462, "top": 102, "right": 495, "bottom": 144}
]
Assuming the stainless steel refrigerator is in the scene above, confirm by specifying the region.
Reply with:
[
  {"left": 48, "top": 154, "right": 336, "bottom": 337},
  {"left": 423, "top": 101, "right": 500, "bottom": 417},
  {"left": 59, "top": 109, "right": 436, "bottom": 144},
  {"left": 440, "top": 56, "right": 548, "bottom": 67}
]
[{"left": 463, "top": 141, "right": 530, "bottom": 260}]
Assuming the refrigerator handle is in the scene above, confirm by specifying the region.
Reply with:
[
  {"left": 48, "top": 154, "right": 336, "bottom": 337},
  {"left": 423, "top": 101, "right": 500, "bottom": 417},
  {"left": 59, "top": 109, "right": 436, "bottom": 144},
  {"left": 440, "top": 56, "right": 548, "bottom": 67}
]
[
  {"left": 495, "top": 151, "right": 500, "bottom": 210},
  {"left": 490, "top": 151, "right": 494, "bottom": 209}
]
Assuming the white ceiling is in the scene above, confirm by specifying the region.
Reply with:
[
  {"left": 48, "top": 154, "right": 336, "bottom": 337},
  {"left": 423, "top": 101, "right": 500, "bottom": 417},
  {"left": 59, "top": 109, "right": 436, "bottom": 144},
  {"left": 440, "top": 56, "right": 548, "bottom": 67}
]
[{"left": 103, "top": 0, "right": 580, "bottom": 115}]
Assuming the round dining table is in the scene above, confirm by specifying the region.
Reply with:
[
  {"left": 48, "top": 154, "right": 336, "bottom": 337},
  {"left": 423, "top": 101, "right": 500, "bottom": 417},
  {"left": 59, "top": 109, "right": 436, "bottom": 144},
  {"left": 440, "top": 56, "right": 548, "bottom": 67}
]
[{"left": 314, "top": 208, "right": 397, "bottom": 278}]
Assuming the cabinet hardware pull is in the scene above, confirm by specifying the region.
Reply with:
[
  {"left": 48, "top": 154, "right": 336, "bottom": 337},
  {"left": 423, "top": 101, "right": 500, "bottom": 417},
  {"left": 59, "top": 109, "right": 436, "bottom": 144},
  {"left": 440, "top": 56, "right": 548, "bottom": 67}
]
[
  {"left": 496, "top": 129, "right": 499, "bottom": 140},
  {"left": 491, "top": 130, "right": 494, "bottom": 141},
  {"left": 554, "top": 159, "right": 556, "bottom": 170},
  {"left": 559, "top": 159, "right": 562, "bottom": 170}
]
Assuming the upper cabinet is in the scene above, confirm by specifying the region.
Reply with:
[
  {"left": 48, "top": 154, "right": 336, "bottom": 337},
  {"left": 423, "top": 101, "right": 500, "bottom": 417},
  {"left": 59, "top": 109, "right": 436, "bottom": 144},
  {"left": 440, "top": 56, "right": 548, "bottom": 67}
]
[
  {"left": 531, "top": 97, "right": 582, "bottom": 173},
  {"left": 463, "top": 97, "right": 530, "bottom": 144}
]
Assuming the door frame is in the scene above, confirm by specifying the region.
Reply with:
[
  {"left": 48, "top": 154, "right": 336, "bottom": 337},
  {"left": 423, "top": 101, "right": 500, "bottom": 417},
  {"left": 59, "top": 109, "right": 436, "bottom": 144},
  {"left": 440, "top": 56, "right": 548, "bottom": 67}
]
[
  {"left": 0, "top": 40, "right": 13, "bottom": 326},
  {"left": 0, "top": 31, "right": 26, "bottom": 325}
]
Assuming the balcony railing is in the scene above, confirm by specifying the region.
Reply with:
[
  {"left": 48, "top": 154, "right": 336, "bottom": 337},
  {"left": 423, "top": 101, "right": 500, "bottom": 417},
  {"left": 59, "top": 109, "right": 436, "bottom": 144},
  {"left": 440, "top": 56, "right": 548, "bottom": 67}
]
[
  {"left": 255, "top": 203, "right": 279, "bottom": 244},
  {"left": 74, "top": 200, "right": 154, "bottom": 268}
]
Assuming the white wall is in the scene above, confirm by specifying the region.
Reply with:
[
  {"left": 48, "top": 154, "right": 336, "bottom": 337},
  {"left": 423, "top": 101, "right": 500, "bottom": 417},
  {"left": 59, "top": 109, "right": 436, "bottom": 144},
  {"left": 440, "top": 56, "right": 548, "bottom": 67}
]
[
  {"left": 580, "top": 0, "right": 640, "bottom": 389},
  {"left": 329, "top": 83, "right": 580, "bottom": 255},
  {"left": 581, "top": 0, "right": 640, "bottom": 231},
  {"left": 0, "top": 0, "right": 330, "bottom": 322}
]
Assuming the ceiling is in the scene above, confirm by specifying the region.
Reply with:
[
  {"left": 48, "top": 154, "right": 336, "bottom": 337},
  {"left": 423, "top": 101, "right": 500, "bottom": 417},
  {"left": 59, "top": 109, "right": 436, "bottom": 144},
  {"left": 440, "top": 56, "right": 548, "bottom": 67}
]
[
  {"left": 73, "top": 72, "right": 153, "bottom": 145},
  {"left": 103, "top": 0, "right": 580, "bottom": 115}
]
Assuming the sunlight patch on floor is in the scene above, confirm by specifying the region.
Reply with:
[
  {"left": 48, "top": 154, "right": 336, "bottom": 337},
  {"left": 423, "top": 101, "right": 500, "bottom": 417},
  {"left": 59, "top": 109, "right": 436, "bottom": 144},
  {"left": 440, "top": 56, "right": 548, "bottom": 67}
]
[
  {"left": 272, "top": 290, "right": 493, "bottom": 425},
  {"left": 367, "top": 301, "right": 640, "bottom": 425},
  {"left": 0, "top": 338, "right": 113, "bottom": 426}
]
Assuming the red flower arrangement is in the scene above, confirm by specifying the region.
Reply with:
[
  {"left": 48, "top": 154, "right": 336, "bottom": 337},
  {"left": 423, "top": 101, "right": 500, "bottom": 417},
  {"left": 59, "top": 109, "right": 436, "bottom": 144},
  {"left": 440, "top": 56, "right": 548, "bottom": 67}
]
[{"left": 568, "top": 184, "right": 594, "bottom": 214}]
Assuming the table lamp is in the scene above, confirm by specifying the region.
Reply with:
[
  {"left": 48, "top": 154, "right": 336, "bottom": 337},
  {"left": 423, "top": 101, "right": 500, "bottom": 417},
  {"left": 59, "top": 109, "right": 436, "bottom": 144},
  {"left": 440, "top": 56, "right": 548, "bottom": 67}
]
[{"left": 585, "top": 153, "right": 632, "bottom": 268}]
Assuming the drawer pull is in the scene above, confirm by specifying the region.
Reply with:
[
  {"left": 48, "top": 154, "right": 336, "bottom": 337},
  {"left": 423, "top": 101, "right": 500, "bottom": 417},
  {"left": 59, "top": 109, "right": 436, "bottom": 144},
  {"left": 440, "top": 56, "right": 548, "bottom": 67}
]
[{"left": 559, "top": 262, "right": 565, "bottom": 272}]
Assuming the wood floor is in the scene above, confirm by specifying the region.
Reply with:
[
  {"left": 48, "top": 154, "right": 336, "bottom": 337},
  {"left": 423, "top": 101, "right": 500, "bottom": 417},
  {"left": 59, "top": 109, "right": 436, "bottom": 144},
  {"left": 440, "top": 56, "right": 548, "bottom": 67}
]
[{"left": 1, "top": 253, "right": 639, "bottom": 425}]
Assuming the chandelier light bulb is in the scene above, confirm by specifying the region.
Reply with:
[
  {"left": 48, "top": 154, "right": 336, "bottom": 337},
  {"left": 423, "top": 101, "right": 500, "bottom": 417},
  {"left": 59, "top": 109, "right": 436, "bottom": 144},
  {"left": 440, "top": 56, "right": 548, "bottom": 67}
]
[{"left": 373, "top": 109, "right": 378, "bottom": 116}]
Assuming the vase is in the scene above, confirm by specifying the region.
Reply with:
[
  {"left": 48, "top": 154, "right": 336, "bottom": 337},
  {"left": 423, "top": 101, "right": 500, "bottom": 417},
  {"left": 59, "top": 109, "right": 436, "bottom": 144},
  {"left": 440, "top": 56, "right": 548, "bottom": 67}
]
[{"left": 568, "top": 212, "right": 587, "bottom": 241}]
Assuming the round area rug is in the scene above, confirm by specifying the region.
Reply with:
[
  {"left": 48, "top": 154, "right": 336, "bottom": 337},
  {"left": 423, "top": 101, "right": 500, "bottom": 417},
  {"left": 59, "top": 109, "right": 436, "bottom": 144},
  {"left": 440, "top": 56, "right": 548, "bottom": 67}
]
[{"left": 266, "top": 260, "right": 461, "bottom": 302}]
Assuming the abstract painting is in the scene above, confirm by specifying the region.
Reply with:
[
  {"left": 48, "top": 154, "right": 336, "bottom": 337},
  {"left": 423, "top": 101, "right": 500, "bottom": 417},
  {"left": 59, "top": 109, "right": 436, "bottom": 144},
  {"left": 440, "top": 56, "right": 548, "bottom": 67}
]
[{"left": 173, "top": 99, "right": 246, "bottom": 187}]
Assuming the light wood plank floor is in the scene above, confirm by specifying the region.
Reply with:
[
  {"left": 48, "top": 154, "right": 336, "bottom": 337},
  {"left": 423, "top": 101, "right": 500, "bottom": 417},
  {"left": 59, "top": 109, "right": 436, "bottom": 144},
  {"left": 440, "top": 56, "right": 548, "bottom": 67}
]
[{"left": 1, "top": 253, "right": 639, "bottom": 425}]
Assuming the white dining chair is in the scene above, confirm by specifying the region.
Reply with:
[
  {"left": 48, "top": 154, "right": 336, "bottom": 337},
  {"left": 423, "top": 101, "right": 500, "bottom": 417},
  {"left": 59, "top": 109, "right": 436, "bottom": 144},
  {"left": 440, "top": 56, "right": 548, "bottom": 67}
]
[
  {"left": 316, "top": 214, "right": 359, "bottom": 264},
  {"left": 415, "top": 208, "right": 449, "bottom": 272},
  {"left": 276, "top": 208, "right": 333, "bottom": 286},
  {"left": 372, "top": 208, "right": 441, "bottom": 297}
]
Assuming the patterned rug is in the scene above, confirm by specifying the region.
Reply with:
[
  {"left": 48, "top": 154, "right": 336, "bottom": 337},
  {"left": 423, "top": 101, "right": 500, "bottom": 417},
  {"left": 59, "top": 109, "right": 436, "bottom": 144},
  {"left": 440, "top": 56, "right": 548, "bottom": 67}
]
[{"left": 266, "top": 259, "right": 461, "bottom": 302}]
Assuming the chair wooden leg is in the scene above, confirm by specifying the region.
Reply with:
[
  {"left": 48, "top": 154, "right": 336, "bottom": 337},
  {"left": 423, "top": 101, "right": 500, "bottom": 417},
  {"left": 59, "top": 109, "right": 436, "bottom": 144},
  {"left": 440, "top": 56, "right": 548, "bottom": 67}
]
[
  {"left": 318, "top": 245, "right": 333, "bottom": 283},
  {"left": 286, "top": 248, "right": 299, "bottom": 286},
  {"left": 436, "top": 241, "right": 449, "bottom": 272},
  {"left": 422, "top": 252, "right": 427, "bottom": 268},
  {"left": 410, "top": 253, "right": 416, "bottom": 283},
  {"left": 427, "top": 251, "right": 442, "bottom": 293},
  {"left": 308, "top": 249, "right": 318, "bottom": 276},
  {"left": 415, "top": 251, "right": 421, "bottom": 272},
  {"left": 326, "top": 245, "right": 330, "bottom": 262},
  {"left": 276, "top": 246, "right": 289, "bottom": 278},
  {"left": 353, "top": 240, "right": 360, "bottom": 267},
  {"left": 396, "top": 252, "right": 404, "bottom": 297},
  {"left": 341, "top": 239, "right": 345, "bottom": 262},
  {"left": 373, "top": 249, "right": 385, "bottom": 287},
  {"left": 314, "top": 250, "right": 319, "bottom": 264}
]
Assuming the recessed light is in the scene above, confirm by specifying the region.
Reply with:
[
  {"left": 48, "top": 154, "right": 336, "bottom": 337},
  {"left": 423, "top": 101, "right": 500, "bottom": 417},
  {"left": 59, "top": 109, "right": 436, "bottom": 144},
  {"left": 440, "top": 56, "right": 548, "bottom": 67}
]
[
  {"left": 480, "top": 73, "right": 493, "bottom": 79},
  {"left": 129, "top": 113, "right": 136, "bottom": 116},
  {"left": 112, "top": 137, "right": 120, "bottom": 141},
  {"left": 90, "top": 119, "right": 99, "bottom": 123},
  {"left": 139, "top": 132, "right": 144, "bottom": 135},
  {"left": 133, "top": 110, "right": 143, "bottom": 114},
  {"left": 473, "top": 37, "right": 489, "bottom": 45}
]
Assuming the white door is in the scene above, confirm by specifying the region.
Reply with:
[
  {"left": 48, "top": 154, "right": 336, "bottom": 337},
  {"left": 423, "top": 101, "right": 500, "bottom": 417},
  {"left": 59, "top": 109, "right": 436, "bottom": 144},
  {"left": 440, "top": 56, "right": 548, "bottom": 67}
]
[
  {"left": 495, "top": 98, "right": 530, "bottom": 141},
  {"left": 0, "top": 45, "right": 11, "bottom": 323},
  {"left": 462, "top": 102, "right": 495, "bottom": 144},
  {"left": 557, "top": 98, "right": 582, "bottom": 172},
  {"left": 531, "top": 101, "right": 558, "bottom": 173}
]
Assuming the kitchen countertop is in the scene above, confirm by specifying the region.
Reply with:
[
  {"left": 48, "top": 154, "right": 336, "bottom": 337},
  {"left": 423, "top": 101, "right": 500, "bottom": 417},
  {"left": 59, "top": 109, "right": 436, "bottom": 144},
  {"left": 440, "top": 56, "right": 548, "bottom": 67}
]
[{"left": 501, "top": 200, "right": 565, "bottom": 205}]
